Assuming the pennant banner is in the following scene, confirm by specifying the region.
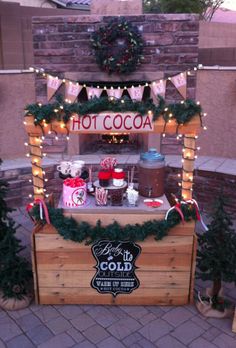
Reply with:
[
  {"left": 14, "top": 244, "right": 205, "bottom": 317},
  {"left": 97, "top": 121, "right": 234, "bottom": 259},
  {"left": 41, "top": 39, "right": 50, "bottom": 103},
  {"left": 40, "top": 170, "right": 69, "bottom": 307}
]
[
  {"left": 39, "top": 67, "right": 190, "bottom": 102},
  {"left": 86, "top": 87, "right": 103, "bottom": 99},
  {"left": 65, "top": 81, "right": 83, "bottom": 103},
  {"left": 150, "top": 80, "right": 166, "bottom": 103},
  {"left": 127, "top": 86, "right": 144, "bottom": 101},
  {"left": 47, "top": 75, "right": 62, "bottom": 101},
  {"left": 107, "top": 87, "right": 123, "bottom": 99},
  {"left": 171, "top": 72, "right": 187, "bottom": 99}
]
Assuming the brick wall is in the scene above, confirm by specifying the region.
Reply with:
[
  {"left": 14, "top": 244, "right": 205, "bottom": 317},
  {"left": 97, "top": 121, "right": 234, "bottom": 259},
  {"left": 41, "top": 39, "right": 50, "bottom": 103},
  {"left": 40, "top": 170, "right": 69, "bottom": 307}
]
[{"left": 32, "top": 13, "right": 199, "bottom": 155}]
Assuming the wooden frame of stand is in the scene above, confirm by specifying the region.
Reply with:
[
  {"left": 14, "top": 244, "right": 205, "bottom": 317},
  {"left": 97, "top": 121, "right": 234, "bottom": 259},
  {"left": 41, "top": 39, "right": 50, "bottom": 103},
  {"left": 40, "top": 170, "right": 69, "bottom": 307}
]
[{"left": 25, "top": 112, "right": 202, "bottom": 305}]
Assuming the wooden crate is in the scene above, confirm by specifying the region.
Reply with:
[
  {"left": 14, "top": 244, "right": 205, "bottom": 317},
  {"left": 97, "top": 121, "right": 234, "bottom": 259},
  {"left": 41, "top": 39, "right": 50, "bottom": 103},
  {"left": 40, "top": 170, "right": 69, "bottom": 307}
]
[{"left": 32, "top": 220, "right": 197, "bottom": 305}]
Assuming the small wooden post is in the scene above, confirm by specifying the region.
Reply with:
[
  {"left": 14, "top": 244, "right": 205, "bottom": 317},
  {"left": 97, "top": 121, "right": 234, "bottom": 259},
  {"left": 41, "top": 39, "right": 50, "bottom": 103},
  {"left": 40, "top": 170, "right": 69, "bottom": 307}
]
[
  {"left": 29, "top": 135, "right": 44, "bottom": 200},
  {"left": 181, "top": 134, "right": 196, "bottom": 200}
]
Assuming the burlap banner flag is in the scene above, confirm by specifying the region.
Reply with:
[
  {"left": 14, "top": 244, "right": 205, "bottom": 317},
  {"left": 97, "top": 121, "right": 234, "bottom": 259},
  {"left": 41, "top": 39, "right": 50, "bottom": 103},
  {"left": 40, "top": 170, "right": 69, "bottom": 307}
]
[
  {"left": 171, "top": 72, "right": 187, "bottom": 99},
  {"left": 150, "top": 79, "right": 167, "bottom": 102},
  {"left": 65, "top": 81, "right": 83, "bottom": 103},
  {"left": 86, "top": 87, "right": 103, "bottom": 99},
  {"left": 47, "top": 75, "right": 63, "bottom": 101},
  {"left": 127, "top": 86, "right": 144, "bottom": 101},
  {"left": 107, "top": 87, "right": 123, "bottom": 99}
]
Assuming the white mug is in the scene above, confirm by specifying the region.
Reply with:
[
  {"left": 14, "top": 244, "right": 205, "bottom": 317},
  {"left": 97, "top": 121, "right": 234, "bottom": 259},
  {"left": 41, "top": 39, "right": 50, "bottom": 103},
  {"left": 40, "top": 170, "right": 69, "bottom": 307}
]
[
  {"left": 73, "top": 160, "right": 85, "bottom": 168},
  {"left": 57, "top": 161, "right": 72, "bottom": 175},
  {"left": 69, "top": 164, "right": 82, "bottom": 178}
]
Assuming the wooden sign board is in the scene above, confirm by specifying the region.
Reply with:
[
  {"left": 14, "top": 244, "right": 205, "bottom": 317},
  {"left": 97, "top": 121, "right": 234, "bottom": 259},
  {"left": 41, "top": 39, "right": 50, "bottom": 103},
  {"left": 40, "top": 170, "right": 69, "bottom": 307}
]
[{"left": 70, "top": 112, "right": 154, "bottom": 134}]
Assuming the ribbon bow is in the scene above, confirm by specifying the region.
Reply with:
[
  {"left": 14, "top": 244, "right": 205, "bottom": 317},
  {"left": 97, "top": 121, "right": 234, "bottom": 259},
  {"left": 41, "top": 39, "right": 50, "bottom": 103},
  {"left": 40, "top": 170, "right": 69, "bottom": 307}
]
[
  {"left": 26, "top": 198, "right": 51, "bottom": 225},
  {"left": 34, "top": 198, "right": 51, "bottom": 225},
  {"left": 182, "top": 199, "right": 208, "bottom": 231},
  {"left": 165, "top": 202, "right": 185, "bottom": 224}
]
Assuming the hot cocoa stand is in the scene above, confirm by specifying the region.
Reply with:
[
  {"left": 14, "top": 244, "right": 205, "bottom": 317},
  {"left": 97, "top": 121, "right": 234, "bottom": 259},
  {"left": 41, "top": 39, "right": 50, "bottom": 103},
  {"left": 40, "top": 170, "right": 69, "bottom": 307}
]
[{"left": 24, "top": 99, "right": 203, "bottom": 305}]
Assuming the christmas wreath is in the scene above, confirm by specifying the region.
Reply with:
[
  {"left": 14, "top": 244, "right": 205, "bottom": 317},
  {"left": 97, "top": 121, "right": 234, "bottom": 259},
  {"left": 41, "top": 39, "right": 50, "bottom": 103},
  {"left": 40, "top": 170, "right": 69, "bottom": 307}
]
[{"left": 91, "top": 17, "right": 144, "bottom": 74}]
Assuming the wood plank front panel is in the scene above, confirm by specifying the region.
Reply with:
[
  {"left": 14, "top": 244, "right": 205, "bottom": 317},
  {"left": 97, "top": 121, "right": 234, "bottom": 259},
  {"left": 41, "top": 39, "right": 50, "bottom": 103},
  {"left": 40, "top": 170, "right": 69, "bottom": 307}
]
[
  {"left": 36, "top": 251, "right": 192, "bottom": 272},
  {"left": 33, "top": 222, "right": 196, "bottom": 305},
  {"left": 39, "top": 287, "right": 189, "bottom": 305},
  {"left": 37, "top": 270, "right": 190, "bottom": 289},
  {"left": 35, "top": 234, "right": 193, "bottom": 254}
]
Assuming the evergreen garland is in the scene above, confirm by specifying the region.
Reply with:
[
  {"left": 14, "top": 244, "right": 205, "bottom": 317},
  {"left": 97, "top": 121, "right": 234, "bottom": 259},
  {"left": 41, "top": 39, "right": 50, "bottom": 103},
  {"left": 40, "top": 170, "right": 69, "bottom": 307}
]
[
  {"left": 25, "top": 95, "right": 202, "bottom": 126},
  {"left": 91, "top": 17, "right": 144, "bottom": 74},
  {"left": 0, "top": 159, "right": 32, "bottom": 299},
  {"left": 31, "top": 202, "right": 198, "bottom": 245}
]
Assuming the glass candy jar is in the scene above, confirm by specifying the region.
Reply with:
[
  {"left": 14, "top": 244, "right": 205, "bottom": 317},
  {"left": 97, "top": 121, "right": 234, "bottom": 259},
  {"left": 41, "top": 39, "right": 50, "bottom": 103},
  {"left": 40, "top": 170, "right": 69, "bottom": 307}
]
[
  {"left": 98, "top": 171, "right": 111, "bottom": 187},
  {"left": 112, "top": 168, "right": 125, "bottom": 187},
  {"left": 110, "top": 188, "right": 124, "bottom": 206}
]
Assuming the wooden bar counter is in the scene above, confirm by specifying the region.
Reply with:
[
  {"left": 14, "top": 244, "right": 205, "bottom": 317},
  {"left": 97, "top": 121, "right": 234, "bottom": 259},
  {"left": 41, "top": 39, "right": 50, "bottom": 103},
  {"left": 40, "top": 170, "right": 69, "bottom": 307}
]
[{"left": 32, "top": 196, "right": 197, "bottom": 306}]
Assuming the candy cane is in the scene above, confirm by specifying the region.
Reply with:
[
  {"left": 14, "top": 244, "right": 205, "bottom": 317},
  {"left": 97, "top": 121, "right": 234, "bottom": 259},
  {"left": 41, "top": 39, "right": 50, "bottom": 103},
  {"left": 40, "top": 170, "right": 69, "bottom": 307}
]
[
  {"left": 95, "top": 187, "right": 108, "bottom": 206},
  {"left": 100, "top": 157, "right": 117, "bottom": 170}
]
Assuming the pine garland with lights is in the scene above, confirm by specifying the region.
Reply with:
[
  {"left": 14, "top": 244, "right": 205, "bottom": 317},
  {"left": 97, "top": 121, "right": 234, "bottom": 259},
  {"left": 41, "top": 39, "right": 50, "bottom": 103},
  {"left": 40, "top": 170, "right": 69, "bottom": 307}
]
[
  {"left": 0, "top": 159, "right": 32, "bottom": 299},
  {"left": 25, "top": 95, "right": 202, "bottom": 126},
  {"left": 91, "top": 17, "right": 144, "bottom": 75},
  {"left": 30, "top": 201, "right": 198, "bottom": 245}
]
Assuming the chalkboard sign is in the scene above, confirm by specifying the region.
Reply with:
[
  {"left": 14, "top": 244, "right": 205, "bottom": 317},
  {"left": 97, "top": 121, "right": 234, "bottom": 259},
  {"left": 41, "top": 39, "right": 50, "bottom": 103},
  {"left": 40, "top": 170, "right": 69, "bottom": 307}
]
[{"left": 91, "top": 240, "right": 141, "bottom": 297}]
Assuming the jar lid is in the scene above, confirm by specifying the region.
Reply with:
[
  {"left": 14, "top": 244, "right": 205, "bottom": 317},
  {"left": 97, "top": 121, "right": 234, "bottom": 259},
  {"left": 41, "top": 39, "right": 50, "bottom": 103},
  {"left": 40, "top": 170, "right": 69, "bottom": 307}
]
[
  {"left": 140, "top": 148, "right": 165, "bottom": 162},
  {"left": 112, "top": 171, "right": 125, "bottom": 179},
  {"left": 98, "top": 171, "right": 111, "bottom": 180},
  {"left": 114, "top": 168, "right": 123, "bottom": 173}
]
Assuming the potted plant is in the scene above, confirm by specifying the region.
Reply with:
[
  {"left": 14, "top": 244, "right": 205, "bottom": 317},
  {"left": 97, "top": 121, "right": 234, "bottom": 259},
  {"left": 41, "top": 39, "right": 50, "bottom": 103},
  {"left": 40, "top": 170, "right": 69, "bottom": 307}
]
[
  {"left": 0, "top": 159, "right": 32, "bottom": 310},
  {"left": 196, "top": 194, "right": 236, "bottom": 318}
]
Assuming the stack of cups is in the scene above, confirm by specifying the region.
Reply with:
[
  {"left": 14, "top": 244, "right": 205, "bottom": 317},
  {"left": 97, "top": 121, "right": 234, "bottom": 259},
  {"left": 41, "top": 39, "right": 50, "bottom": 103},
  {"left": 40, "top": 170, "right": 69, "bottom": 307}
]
[{"left": 57, "top": 160, "right": 85, "bottom": 178}]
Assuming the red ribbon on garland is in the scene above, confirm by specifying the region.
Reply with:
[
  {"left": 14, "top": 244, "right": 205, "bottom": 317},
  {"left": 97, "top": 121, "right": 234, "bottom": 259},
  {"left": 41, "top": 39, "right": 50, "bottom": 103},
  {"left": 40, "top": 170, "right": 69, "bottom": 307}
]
[
  {"left": 174, "top": 202, "right": 185, "bottom": 224},
  {"left": 165, "top": 202, "right": 185, "bottom": 224},
  {"left": 26, "top": 198, "right": 51, "bottom": 225}
]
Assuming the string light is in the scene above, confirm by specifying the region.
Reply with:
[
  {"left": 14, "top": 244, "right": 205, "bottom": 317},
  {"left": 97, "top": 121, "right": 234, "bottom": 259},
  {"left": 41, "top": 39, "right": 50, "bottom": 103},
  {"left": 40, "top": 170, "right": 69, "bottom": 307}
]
[{"left": 29, "top": 65, "right": 203, "bottom": 92}]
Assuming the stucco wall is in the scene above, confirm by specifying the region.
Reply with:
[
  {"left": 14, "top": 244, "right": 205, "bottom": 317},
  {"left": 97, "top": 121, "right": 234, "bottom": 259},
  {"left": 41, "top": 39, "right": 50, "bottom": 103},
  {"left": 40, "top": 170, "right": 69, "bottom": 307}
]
[
  {"left": 199, "top": 21, "right": 236, "bottom": 48},
  {"left": 0, "top": 72, "right": 35, "bottom": 159},
  {"left": 196, "top": 69, "right": 236, "bottom": 158}
]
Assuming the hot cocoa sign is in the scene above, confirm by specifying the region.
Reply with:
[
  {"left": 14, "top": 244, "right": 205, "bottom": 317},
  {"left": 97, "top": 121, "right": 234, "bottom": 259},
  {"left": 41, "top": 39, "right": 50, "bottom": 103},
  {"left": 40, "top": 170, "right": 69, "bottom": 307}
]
[
  {"left": 70, "top": 112, "right": 154, "bottom": 133},
  {"left": 91, "top": 240, "right": 141, "bottom": 296}
]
